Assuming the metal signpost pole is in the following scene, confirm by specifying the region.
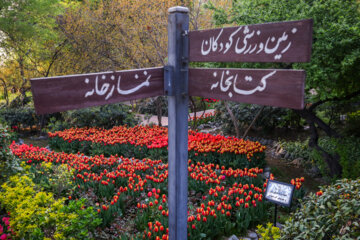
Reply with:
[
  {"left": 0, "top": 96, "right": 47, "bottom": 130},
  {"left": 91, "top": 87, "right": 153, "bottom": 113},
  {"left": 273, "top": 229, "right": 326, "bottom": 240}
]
[{"left": 167, "top": 6, "right": 189, "bottom": 240}]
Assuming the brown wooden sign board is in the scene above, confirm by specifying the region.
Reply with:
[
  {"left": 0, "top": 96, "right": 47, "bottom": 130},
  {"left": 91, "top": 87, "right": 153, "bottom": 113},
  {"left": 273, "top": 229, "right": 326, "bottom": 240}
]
[
  {"left": 30, "top": 67, "right": 164, "bottom": 115},
  {"left": 189, "top": 19, "right": 313, "bottom": 63},
  {"left": 189, "top": 68, "right": 305, "bottom": 109}
]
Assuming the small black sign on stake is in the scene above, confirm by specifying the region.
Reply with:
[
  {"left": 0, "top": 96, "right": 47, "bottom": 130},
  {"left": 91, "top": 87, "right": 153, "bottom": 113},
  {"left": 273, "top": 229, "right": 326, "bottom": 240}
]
[{"left": 264, "top": 180, "right": 295, "bottom": 226}]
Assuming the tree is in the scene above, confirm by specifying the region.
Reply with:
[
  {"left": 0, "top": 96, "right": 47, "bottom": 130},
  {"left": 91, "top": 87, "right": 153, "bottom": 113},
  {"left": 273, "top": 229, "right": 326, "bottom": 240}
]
[
  {"left": 209, "top": 0, "right": 360, "bottom": 177},
  {"left": 0, "top": 0, "right": 66, "bottom": 105},
  {"left": 56, "top": 0, "right": 186, "bottom": 73},
  {"left": 55, "top": 0, "right": 230, "bottom": 124}
]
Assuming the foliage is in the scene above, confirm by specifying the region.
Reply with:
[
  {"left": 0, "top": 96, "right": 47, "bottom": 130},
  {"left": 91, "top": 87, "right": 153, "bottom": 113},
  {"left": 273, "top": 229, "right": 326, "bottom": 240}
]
[
  {"left": 344, "top": 110, "right": 360, "bottom": 137},
  {"left": 279, "top": 139, "right": 310, "bottom": 162},
  {"left": 0, "top": 175, "right": 101, "bottom": 239},
  {"left": 0, "top": 124, "right": 21, "bottom": 185},
  {"left": 215, "top": 102, "right": 296, "bottom": 135},
  {"left": 46, "top": 103, "right": 139, "bottom": 132},
  {"left": 189, "top": 111, "right": 217, "bottom": 128},
  {"left": 256, "top": 222, "right": 281, "bottom": 240},
  {"left": 29, "top": 162, "right": 75, "bottom": 199},
  {"left": 46, "top": 117, "right": 71, "bottom": 133},
  {"left": 0, "top": 0, "right": 67, "bottom": 97},
  {"left": 138, "top": 97, "right": 168, "bottom": 117},
  {"left": 208, "top": 0, "right": 360, "bottom": 176},
  {"left": 0, "top": 0, "right": 62, "bottom": 47},
  {"left": 309, "top": 137, "right": 360, "bottom": 179},
  {"left": 56, "top": 0, "right": 181, "bottom": 74},
  {"left": 281, "top": 178, "right": 360, "bottom": 239},
  {"left": 210, "top": 0, "right": 360, "bottom": 101},
  {"left": 56, "top": 198, "right": 102, "bottom": 240},
  {"left": 336, "top": 137, "right": 360, "bottom": 179},
  {"left": 0, "top": 107, "right": 39, "bottom": 130}
]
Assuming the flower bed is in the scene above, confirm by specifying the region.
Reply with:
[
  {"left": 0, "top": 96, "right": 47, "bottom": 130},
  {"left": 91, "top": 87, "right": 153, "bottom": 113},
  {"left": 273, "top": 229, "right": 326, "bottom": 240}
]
[
  {"left": 48, "top": 125, "right": 266, "bottom": 169},
  {"left": 9, "top": 142, "right": 304, "bottom": 239},
  {"left": 188, "top": 111, "right": 217, "bottom": 126}
]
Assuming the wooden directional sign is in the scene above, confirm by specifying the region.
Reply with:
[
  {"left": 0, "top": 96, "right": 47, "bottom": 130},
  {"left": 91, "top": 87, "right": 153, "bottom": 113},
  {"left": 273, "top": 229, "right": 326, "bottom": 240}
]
[
  {"left": 189, "top": 68, "right": 305, "bottom": 109},
  {"left": 189, "top": 19, "right": 313, "bottom": 63},
  {"left": 30, "top": 67, "right": 164, "bottom": 114}
]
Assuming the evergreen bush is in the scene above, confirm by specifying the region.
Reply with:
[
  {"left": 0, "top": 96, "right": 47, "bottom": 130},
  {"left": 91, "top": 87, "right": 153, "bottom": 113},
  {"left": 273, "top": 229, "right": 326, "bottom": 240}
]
[{"left": 281, "top": 178, "right": 360, "bottom": 239}]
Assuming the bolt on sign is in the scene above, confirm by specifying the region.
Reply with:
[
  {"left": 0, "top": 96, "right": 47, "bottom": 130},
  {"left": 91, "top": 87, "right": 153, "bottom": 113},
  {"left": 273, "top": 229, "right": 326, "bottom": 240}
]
[{"left": 30, "top": 6, "right": 312, "bottom": 240}]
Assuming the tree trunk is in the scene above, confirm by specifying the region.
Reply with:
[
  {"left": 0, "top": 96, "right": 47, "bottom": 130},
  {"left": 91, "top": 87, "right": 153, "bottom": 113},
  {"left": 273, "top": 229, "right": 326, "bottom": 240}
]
[
  {"left": 18, "top": 55, "right": 28, "bottom": 106},
  {"left": 0, "top": 78, "right": 9, "bottom": 106},
  {"left": 224, "top": 101, "right": 240, "bottom": 138},
  {"left": 189, "top": 97, "right": 197, "bottom": 130},
  {"left": 242, "top": 106, "right": 264, "bottom": 139},
  {"left": 296, "top": 109, "right": 342, "bottom": 177},
  {"left": 38, "top": 115, "right": 46, "bottom": 137},
  {"left": 155, "top": 97, "right": 163, "bottom": 127}
]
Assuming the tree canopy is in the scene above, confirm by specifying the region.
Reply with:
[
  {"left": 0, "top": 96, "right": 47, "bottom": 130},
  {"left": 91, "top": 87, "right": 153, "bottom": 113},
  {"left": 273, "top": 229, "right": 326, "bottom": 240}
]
[
  {"left": 209, "top": 0, "right": 360, "bottom": 177},
  {"left": 209, "top": 0, "right": 360, "bottom": 102},
  {"left": 0, "top": 0, "right": 66, "bottom": 97}
]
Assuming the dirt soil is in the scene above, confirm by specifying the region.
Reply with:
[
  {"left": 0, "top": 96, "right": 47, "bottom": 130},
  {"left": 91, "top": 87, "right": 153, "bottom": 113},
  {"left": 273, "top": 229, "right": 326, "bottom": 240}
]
[{"left": 264, "top": 149, "right": 326, "bottom": 193}]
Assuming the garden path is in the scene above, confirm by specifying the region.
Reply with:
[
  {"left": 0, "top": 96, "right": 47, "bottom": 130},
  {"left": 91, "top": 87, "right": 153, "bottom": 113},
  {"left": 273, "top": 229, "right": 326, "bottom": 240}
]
[{"left": 136, "top": 109, "right": 215, "bottom": 126}]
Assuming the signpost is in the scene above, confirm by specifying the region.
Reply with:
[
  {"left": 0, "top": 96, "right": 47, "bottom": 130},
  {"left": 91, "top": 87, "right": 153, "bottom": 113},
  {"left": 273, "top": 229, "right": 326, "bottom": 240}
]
[
  {"left": 30, "top": 6, "right": 313, "bottom": 240},
  {"left": 166, "top": 7, "right": 189, "bottom": 240}
]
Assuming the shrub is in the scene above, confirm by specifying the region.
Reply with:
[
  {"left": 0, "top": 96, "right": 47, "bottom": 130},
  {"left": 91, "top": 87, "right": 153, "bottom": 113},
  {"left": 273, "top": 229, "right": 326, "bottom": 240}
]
[
  {"left": 29, "top": 162, "right": 75, "bottom": 199},
  {"left": 344, "top": 110, "right": 360, "bottom": 137},
  {"left": 279, "top": 139, "right": 310, "bottom": 162},
  {"left": 0, "top": 124, "right": 22, "bottom": 184},
  {"left": 335, "top": 137, "right": 360, "bottom": 179},
  {"left": 46, "top": 117, "right": 71, "bottom": 132},
  {"left": 138, "top": 96, "right": 168, "bottom": 117},
  {"left": 46, "top": 103, "right": 139, "bottom": 132},
  {"left": 0, "top": 107, "right": 38, "bottom": 130},
  {"left": 0, "top": 175, "right": 101, "bottom": 239},
  {"left": 256, "top": 222, "right": 281, "bottom": 240},
  {"left": 214, "top": 103, "right": 301, "bottom": 136},
  {"left": 281, "top": 178, "right": 360, "bottom": 239},
  {"left": 310, "top": 137, "right": 360, "bottom": 179},
  {"left": 188, "top": 111, "right": 217, "bottom": 129}
]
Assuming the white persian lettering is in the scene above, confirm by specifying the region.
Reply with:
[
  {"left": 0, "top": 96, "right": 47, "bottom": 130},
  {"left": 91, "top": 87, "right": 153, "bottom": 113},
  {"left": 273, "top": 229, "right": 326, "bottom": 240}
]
[
  {"left": 199, "top": 24, "right": 298, "bottom": 60},
  {"left": 84, "top": 71, "right": 151, "bottom": 100},
  {"left": 210, "top": 70, "right": 277, "bottom": 97}
]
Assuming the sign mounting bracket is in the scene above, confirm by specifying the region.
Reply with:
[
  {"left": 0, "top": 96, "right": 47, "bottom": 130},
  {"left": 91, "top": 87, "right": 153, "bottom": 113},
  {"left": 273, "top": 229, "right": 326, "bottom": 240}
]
[{"left": 164, "top": 65, "right": 174, "bottom": 96}]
